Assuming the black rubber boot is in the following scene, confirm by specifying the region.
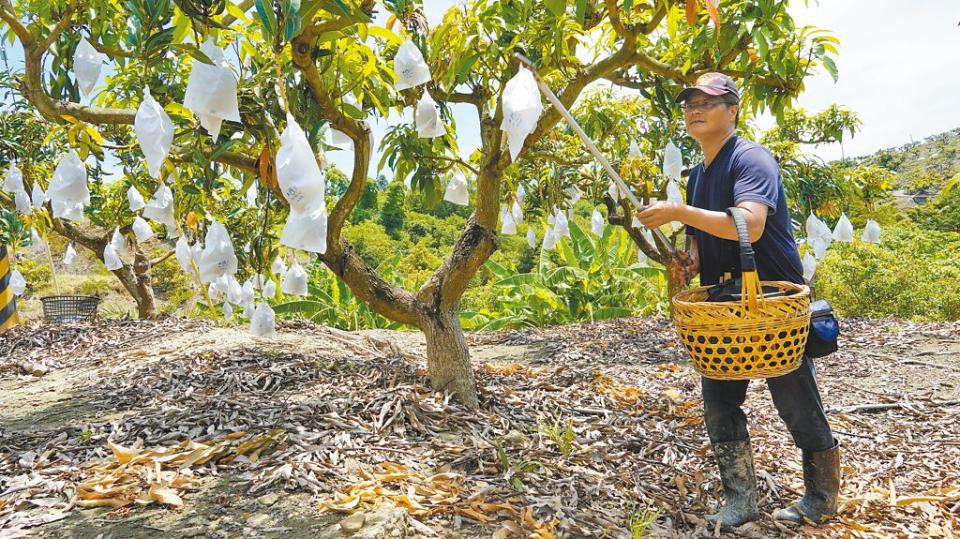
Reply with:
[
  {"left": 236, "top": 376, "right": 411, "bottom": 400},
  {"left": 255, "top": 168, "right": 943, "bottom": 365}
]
[
  {"left": 774, "top": 439, "right": 841, "bottom": 524},
  {"left": 705, "top": 439, "right": 760, "bottom": 529}
]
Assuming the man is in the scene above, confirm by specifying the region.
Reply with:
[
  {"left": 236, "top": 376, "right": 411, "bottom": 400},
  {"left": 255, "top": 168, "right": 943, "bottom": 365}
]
[{"left": 636, "top": 73, "right": 840, "bottom": 528}]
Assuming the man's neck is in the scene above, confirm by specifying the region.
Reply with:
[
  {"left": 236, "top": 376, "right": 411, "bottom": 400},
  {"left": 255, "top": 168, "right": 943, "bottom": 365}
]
[{"left": 699, "top": 130, "right": 736, "bottom": 169}]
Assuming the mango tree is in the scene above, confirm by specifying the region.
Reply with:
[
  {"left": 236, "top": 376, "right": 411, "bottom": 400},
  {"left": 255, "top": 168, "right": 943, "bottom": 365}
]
[{"left": 0, "top": 0, "right": 838, "bottom": 409}]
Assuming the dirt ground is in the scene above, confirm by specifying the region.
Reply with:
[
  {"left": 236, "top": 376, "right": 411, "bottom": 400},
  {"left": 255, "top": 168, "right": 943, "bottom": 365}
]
[{"left": 1, "top": 316, "right": 958, "bottom": 538}]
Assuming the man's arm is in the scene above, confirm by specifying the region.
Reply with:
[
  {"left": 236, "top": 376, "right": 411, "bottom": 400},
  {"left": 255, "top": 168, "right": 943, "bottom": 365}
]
[
  {"left": 636, "top": 200, "right": 770, "bottom": 243},
  {"left": 677, "top": 200, "right": 769, "bottom": 242}
]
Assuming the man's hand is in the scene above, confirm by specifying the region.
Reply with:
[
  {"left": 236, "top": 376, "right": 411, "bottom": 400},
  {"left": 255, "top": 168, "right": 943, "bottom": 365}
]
[{"left": 636, "top": 201, "right": 685, "bottom": 229}]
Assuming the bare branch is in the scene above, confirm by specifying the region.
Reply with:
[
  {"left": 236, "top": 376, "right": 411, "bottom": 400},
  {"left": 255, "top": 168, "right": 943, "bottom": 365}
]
[
  {"left": 150, "top": 249, "right": 175, "bottom": 266},
  {"left": 604, "top": 0, "right": 632, "bottom": 40},
  {"left": 88, "top": 40, "right": 134, "bottom": 59},
  {"left": 418, "top": 154, "right": 479, "bottom": 175}
]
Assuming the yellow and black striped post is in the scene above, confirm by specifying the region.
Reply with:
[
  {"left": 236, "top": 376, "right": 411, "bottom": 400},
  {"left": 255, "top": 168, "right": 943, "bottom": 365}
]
[{"left": 0, "top": 243, "right": 19, "bottom": 332}]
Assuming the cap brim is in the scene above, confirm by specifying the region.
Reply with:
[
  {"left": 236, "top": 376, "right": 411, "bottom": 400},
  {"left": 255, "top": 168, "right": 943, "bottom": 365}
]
[{"left": 676, "top": 85, "right": 732, "bottom": 103}]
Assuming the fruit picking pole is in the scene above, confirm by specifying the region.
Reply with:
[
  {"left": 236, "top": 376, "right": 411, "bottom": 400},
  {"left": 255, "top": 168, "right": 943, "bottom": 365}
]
[{"left": 513, "top": 53, "right": 678, "bottom": 258}]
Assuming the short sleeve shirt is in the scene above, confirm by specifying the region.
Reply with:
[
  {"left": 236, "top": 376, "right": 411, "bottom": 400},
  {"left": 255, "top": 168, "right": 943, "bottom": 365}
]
[{"left": 685, "top": 136, "right": 804, "bottom": 286}]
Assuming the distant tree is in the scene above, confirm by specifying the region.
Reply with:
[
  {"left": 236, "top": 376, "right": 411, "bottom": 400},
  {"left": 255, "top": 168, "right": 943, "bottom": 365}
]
[{"left": 380, "top": 180, "right": 406, "bottom": 240}]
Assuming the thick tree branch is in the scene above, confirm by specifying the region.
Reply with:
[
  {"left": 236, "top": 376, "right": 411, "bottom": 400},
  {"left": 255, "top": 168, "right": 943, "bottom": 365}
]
[
  {"left": 291, "top": 29, "right": 373, "bottom": 242},
  {"left": 51, "top": 218, "right": 156, "bottom": 316},
  {"left": 0, "top": 3, "right": 31, "bottom": 46},
  {"left": 169, "top": 146, "right": 258, "bottom": 173},
  {"left": 289, "top": 15, "right": 425, "bottom": 327},
  {"left": 446, "top": 90, "right": 482, "bottom": 106},
  {"left": 417, "top": 216, "right": 498, "bottom": 312},
  {"left": 604, "top": 0, "right": 632, "bottom": 41},
  {"left": 33, "top": 4, "right": 77, "bottom": 57},
  {"left": 321, "top": 241, "right": 422, "bottom": 327}
]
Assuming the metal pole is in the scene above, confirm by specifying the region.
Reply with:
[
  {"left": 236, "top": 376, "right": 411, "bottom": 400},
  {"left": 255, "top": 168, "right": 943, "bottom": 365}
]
[{"left": 513, "top": 53, "right": 677, "bottom": 257}]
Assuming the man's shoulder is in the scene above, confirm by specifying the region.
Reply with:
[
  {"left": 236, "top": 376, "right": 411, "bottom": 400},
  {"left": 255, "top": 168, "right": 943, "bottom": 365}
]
[{"left": 731, "top": 137, "right": 778, "bottom": 168}]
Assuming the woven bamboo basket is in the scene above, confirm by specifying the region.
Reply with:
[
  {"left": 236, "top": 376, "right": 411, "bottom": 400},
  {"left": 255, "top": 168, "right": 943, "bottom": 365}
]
[{"left": 672, "top": 207, "right": 810, "bottom": 380}]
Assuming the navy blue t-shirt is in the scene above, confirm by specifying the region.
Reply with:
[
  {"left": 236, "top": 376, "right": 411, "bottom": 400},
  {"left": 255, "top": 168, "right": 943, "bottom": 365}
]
[{"left": 685, "top": 136, "right": 804, "bottom": 286}]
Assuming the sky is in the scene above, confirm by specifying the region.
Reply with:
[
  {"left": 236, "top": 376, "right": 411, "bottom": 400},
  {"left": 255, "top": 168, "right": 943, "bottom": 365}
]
[{"left": 2, "top": 1, "right": 959, "bottom": 178}]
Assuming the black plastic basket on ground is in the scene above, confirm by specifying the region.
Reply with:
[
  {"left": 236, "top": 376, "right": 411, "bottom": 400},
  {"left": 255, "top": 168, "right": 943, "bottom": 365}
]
[{"left": 40, "top": 295, "right": 101, "bottom": 324}]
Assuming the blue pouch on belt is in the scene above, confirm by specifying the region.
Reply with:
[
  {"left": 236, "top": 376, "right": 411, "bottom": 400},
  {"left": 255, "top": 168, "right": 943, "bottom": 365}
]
[{"left": 806, "top": 299, "right": 839, "bottom": 358}]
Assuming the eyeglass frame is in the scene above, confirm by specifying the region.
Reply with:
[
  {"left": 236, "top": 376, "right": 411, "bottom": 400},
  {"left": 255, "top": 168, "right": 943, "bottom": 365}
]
[{"left": 681, "top": 98, "right": 738, "bottom": 113}]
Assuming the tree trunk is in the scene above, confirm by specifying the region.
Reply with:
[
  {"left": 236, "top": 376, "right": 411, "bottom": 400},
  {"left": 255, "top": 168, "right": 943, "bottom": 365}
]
[
  {"left": 665, "top": 266, "right": 682, "bottom": 317},
  {"left": 110, "top": 251, "right": 157, "bottom": 319},
  {"left": 421, "top": 308, "right": 479, "bottom": 410},
  {"left": 49, "top": 220, "right": 157, "bottom": 319},
  {"left": 131, "top": 248, "right": 157, "bottom": 318}
]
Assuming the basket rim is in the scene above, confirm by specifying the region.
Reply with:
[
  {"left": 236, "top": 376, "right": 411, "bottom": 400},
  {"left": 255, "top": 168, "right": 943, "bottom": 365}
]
[
  {"left": 672, "top": 280, "right": 809, "bottom": 307},
  {"left": 40, "top": 294, "right": 102, "bottom": 303}
]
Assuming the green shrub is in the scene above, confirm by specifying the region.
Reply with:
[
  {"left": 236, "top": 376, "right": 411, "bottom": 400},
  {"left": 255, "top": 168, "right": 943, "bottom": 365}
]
[
  {"left": 150, "top": 252, "right": 193, "bottom": 296},
  {"left": 461, "top": 221, "right": 665, "bottom": 330},
  {"left": 342, "top": 220, "right": 405, "bottom": 268},
  {"left": 15, "top": 258, "right": 52, "bottom": 293},
  {"left": 909, "top": 186, "right": 960, "bottom": 233},
  {"left": 814, "top": 223, "right": 960, "bottom": 321},
  {"left": 77, "top": 277, "right": 114, "bottom": 297}
]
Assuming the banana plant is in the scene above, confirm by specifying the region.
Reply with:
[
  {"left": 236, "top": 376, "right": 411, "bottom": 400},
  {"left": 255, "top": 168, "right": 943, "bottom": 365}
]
[{"left": 463, "top": 219, "right": 665, "bottom": 330}]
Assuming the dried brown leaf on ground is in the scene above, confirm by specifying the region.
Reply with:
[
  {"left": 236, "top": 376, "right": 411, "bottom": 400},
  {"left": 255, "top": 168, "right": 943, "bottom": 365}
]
[{"left": 2, "top": 316, "right": 959, "bottom": 537}]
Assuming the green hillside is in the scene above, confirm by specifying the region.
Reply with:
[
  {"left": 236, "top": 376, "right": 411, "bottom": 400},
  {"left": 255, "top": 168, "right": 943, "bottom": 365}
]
[{"left": 850, "top": 128, "right": 960, "bottom": 196}]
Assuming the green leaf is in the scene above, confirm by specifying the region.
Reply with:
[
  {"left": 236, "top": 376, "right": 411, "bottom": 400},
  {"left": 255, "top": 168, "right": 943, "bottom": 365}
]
[
  {"left": 574, "top": 0, "right": 587, "bottom": 23},
  {"left": 254, "top": 0, "right": 277, "bottom": 37},
  {"left": 494, "top": 273, "right": 543, "bottom": 288},
  {"left": 342, "top": 103, "right": 365, "bottom": 119},
  {"left": 666, "top": 5, "right": 679, "bottom": 40},
  {"left": 455, "top": 52, "right": 480, "bottom": 84},
  {"left": 754, "top": 27, "right": 769, "bottom": 58},
  {"left": 821, "top": 56, "right": 838, "bottom": 83},
  {"left": 282, "top": 0, "right": 302, "bottom": 41},
  {"left": 209, "top": 138, "right": 241, "bottom": 161},
  {"left": 170, "top": 43, "right": 214, "bottom": 65},
  {"left": 545, "top": 0, "right": 565, "bottom": 17}
]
